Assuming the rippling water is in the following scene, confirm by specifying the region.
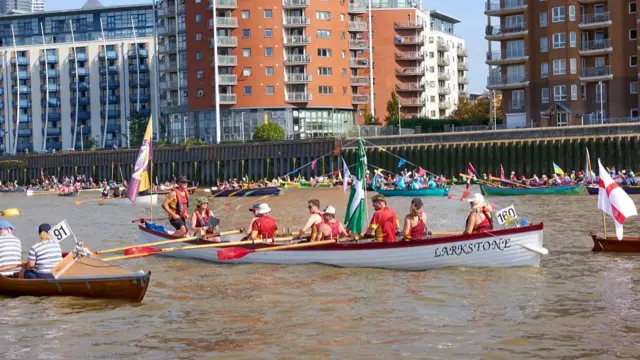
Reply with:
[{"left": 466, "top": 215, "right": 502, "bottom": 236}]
[{"left": 1, "top": 187, "right": 640, "bottom": 359}]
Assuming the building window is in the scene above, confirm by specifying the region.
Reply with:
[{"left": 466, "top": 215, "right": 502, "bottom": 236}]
[
  {"left": 582, "top": 84, "right": 587, "bottom": 100},
  {"left": 540, "top": 36, "right": 548, "bottom": 52},
  {"left": 316, "top": 11, "right": 331, "bottom": 20},
  {"left": 197, "top": 89, "right": 204, "bottom": 98},
  {"left": 568, "top": 5, "right": 575, "bottom": 21},
  {"left": 266, "top": 86, "right": 274, "bottom": 95},
  {"left": 631, "top": 29, "right": 638, "bottom": 40},
  {"left": 631, "top": 82, "right": 638, "bottom": 94},
  {"left": 196, "top": 51, "right": 203, "bottom": 60},
  {"left": 569, "top": 58, "right": 576, "bottom": 74},
  {"left": 319, "top": 86, "right": 333, "bottom": 95},
  {"left": 343, "top": 87, "right": 347, "bottom": 96},
  {"left": 196, "top": 33, "right": 202, "bottom": 41},
  {"left": 541, "top": 62, "right": 548, "bottom": 78},
  {"left": 265, "top": 67, "right": 274, "bottom": 76},
  {"left": 317, "top": 30, "right": 331, "bottom": 39},
  {"left": 197, "top": 70, "right": 204, "bottom": 79},
  {"left": 541, "top": 88, "right": 549, "bottom": 104},
  {"left": 242, "top": 10, "right": 250, "bottom": 19},
  {"left": 540, "top": 11, "right": 548, "bottom": 27},
  {"left": 242, "top": 48, "right": 251, "bottom": 57},
  {"left": 265, "top": 47, "right": 273, "bottom": 56},
  {"left": 264, "top": 29, "right": 272, "bottom": 38},
  {"left": 552, "top": 33, "right": 566, "bottom": 49},
  {"left": 596, "top": 83, "right": 607, "bottom": 104},
  {"left": 244, "top": 86, "right": 252, "bottom": 95},
  {"left": 342, "top": 68, "right": 347, "bottom": 77},
  {"left": 552, "top": 6, "right": 565, "bottom": 23},
  {"left": 318, "top": 67, "right": 332, "bottom": 76},
  {"left": 317, "top": 48, "right": 331, "bottom": 57},
  {"left": 571, "top": 84, "right": 577, "bottom": 100},
  {"left": 341, "top": 32, "right": 346, "bottom": 40},
  {"left": 553, "top": 59, "right": 566, "bottom": 75},
  {"left": 511, "top": 90, "right": 524, "bottom": 110},
  {"left": 242, "top": 29, "right": 251, "bottom": 38},
  {"left": 342, "top": 51, "right": 346, "bottom": 59},
  {"left": 340, "top": 13, "right": 345, "bottom": 21},
  {"left": 264, "top": 9, "right": 272, "bottom": 19},
  {"left": 630, "top": 2, "right": 637, "bottom": 13},
  {"left": 195, "top": 13, "right": 202, "bottom": 22},
  {"left": 632, "top": 109, "right": 639, "bottom": 119},
  {"left": 554, "top": 85, "right": 567, "bottom": 101},
  {"left": 569, "top": 32, "right": 576, "bottom": 47},
  {"left": 242, "top": 68, "right": 251, "bottom": 76},
  {"left": 631, "top": 56, "right": 638, "bottom": 67}
]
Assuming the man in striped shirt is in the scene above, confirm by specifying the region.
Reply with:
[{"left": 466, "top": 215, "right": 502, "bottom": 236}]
[
  {"left": 24, "top": 224, "right": 62, "bottom": 279},
  {"left": 0, "top": 221, "right": 23, "bottom": 277}
]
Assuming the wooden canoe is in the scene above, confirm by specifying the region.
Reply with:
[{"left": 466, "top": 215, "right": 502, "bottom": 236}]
[
  {"left": 480, "top": 183, "right": 585, "bottom": 196},
  {"left": 377, "top": 187, "right": 450, "bottom": 197},
  {"left": 0, "top": 252, "right": 151, "bottom": 302},
  {"left": 211, "top": 187, "right": 281, "bottom": 197},
  {"left": 56, "top": 191, "right": 78, "bottom": 197},
  {"left": 590, "top": 233, "right": 640, "bottom": 252}
]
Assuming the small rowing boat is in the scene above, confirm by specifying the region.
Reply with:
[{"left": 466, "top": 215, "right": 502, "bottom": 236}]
[
  {"left": 377, "top": 187, "right": 450, "bottom": 197},
  {"left": 100, "top": 194, "right": 158, "bottom": 206},
  {"left": 590, "top": 233, "right": 640, "bottom": 252},
  {"left": 0, "top": 250, "right": 150, "bottom": 302},
  {"left": 480, "top": 183, "right": 584, "bottom": 196},
  {"left": 136, "top": 223, "right": 546, "bottom": 270},
  {"left": 56, "top": 191, "right": 78, "bottom": 197},
  {"left": 209, "top": 187, "right": 281, "bottom": 197},
  {"left": 586, "top": 184, "right": 640, "bottom": 195}
]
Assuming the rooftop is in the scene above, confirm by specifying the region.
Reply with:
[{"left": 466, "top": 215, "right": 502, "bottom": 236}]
[
  {"left": 429, "top": 10, "right": 461, "bottom": 24},
  {"left": 0, "top": 2, "right": 151, "bottom": 21}
]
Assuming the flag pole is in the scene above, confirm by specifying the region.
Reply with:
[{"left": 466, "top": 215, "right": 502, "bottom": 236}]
[
  {"left": 602, "top": 211, "right": 607, "bottom": 238},
  {"left": 150, "top": 156, "right": 153, "bottom": 221}
]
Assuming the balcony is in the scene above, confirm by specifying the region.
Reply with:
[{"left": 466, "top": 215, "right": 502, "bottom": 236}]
[
  {"left": 71, "top": 96, "right": 90, "bottom": 106},
  {"left": 159, "top": 62, "right": 178, "bottom": 71},
  {"left": 215, "top": 55, "right": 238, "bottom": 66},
  {"left": 484, "top": 0, "right": 527, "bottom": 16},
  {"left": 437, "top": 57, "right": 450, "bottom": 67},
  {"left": 209, "top": 0, "right": 237, "bottom": 9},
  {"left": 11, "top": 71, "right": 30, "bottom": 80},
  {"left": 459, "top": 77, "right": 469, "bottom": 84},
  {"left": 70, "top": 68, "right": 89, "bottom": 77},
  {"left": 285, "top": 73, "right": 312, "bottom": 83},
  {"left": 16, "top": 100, "right": 31, "bottom": 108},
  {"left": 438, "top": 72, "right": 451, "bottom": 80},
  {"left": 39, "top": 55, "right": 58, "bottom": 64},
  {"left": 437, "top": 40, "right": 450, "bottom": 52},
  {"left": 579, "top": 39, "right": 613, "bottom": 56},
  {"left": 284, "top": 35, "right": 311, "bottom": 46},
  {"left": 98, "top": 51, "right": 118, "bottom": 60},
  {"left": 285, "top": 92, "right": 312, "bottom": 103},
  {"left": 486, "top": 48, "right": 528, "bottom": 65},
  {"left": 393, "top": 22, "right": 423, "bottom": 30},
  {"left": 395, "top": 36, "right": 423, "bottom": 45},
  {"left": 10, "top": 56, "right": 29, "bottom": 66},
  {"left": 104, "top": 139, "right": 122, "bottom": 148},
  {"left": 213, "top": 36, "right": 238, "bottom": 47},
  {"left": 46, "top": 140, "right": 62, "bottom": 150},
  {"left": 487, "top": 75, "right": 529, "bottom": 90},
  {"left": 213, "top": 74, "right": 238, "bottom": 85},
  {"left": 438, "top": 87, "right": 451, "bottom": 95},
  {"left": 283, "top": 16, "right": 311, "bottom": 27},
  {"left": 130, "top": 93, "right": 150, "bottom": 102},
  {"left": 77, "top": 126, "right": 91, "bottom": 135},
  {"left": 101, "top": 110, "right": 121, "bottom": 119},
  {"left": 349, "top": 21, "right": 367, "bottom": 32},
  {"left": 399, "top": 98, "right": 425, "bottom": 107},
  {"left": 12, "top": 85, "right": 31, "bottom": 95},
  {"left": 43, "top": 127, "right": 62, "bottom": 137},
  {"left": 350, "top": 58, "right": 369, "bottom": 68},
  {"left": 459, "top": 91, "right": 470, "bottom": 98},
  {"left": 457, "top": 62, "right": 469, "bottom": 71},
  {"left": 100, "top": 80, "right": 120, "bottom": 89},
  {"left": 351, "top": 76, "right": 369, "bottom": 86},
  {"left": 438, "top": 101, "right": 452, "bottom": 110},
  {"left": 395, "top": 83, "right": 424, "bottom": 92},
  {"left": 349, "top": 40, "right": 368, "bottom": 50},
  {"left": 100, "top": 65, "right": 119, "bottom": 75},
  {"left": 18, "top": 128, "right": 32, "bottom": 137},
  {"left": 43, "top": 112, "right": 62, "bottom": 121},
  {"left": 102, "top": 124, "right": 121, "bottom": 133},
  {"left": 133, "top": 108, "right": 152, "bottom": 117},
  {"left": 457, "top": 48, "right": 468, "bottom": 57},
  {"left": 396, "top": 68, "right": 421, "bottom": 76},
  {"left": 161, "top": 99, "right": 180, "bottom": 108},
  {"left": 209, "top": 17, "right": 238, "bottom": 29},
  {"left": 219, "top": 94, "right": 237, "bottom": 104},
  {"left": 580, "top": 65, "right": 613, "bottom": 82},
  {"left": 130, "top": 79, "right": 151, "bottom": 87},
  {"left": 284, "top": 54, "right": 310, "bottom": 65},
  {"left": 101, "top": 95, "right": 121, "bottom": 103},
  {"left": 15, "top": 115, "right": 32, "bottom": 123},
  {"left": 283, "top": 0, "right": 309, "bottom": 7},
  {"left": 161, "top": 80, "right": 180, "bottom": 89},
  {"left": 579, "top": 12, "right": 612, "bottom": 29},
  {"left": 129, "top": 63, "right": 150, "bottom": 73},
  {"left": 69, "top": 52, "right": 89, "bottom": 62},
  {"left": 395, "top": 52, "right": 423, "bottom": 61},
  {"left": 158, "top": 24, "right": 177, "bottom": 36},
  {"left": 485, "top": 23, "right": 528, "bottom": 41},
  {"left": 127, "top": 49, "right": 148, "bottom": 58},
  {"left": 41, "top": 98, "right": 61, "bottom": 107},
  {"left": 352, "top": 95, "right": 369, "bottom": 104},
  {"left": 348, "top": 3, "right": 367, "bottom": 13},
  {"left": 159, "top": 43, "right": 178, "bottom": 53}
]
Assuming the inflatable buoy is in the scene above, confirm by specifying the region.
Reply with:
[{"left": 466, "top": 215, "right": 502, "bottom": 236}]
[{"left": 2, "top": 208, "right": 20, "bottom": 217}]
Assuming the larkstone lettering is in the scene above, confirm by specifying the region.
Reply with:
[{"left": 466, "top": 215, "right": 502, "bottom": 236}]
[{"left": 434, "top": 238, "right": 512, "bottom": 258}]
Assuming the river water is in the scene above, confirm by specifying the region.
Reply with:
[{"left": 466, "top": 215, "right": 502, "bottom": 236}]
[{"left": 1, "top": 187, "right": 639, "bottom": 359}]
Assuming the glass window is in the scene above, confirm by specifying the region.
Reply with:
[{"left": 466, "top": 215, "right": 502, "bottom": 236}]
[
  {"left": 553, "top": 59, "right": 566, "bottom": 75},
  {"left": 552, "top": 33, "right": 565, "bottom": 49},
  {"left": 264, "top": 29, "right": 272, "bottom": 38},
  {"left": 195, "top": 13, "right": 202, "bottom": 22},
  {"left": 540, "top": 36, "right": 548, "bottom": 52},
  {"left": 196, "top": 51, "right": 203, "bottom": 60},
  {"left": 242, "top": 10, "right": 250, "bottom": 19},
  {"left": 541, "top": 62, "right": 548, "bottom": 78},
  {"left": 319, "top": 86, "right": 333, "bottom": 94},
  {"left": 265, "top": 47, "right": 273, "bottom": 56},
  {"left": 264, "top": 10, "right": 272, "bottom": 19},
  {"left": 242, "top": 29, "right": 251, "bottom": 38},
  {"left": 553, "top": 85, "right": 567, "bottom": 101},
  {"left": 317, "top": 30, "right": 331, "bottom": 39},
  {"left": 197, "top": 70, "right": 204, "bottom": 78},
  {"left": 265, "top": 67, "right": 274, "bottom": 76},
  {"left": 196, "top": 33, "right": 202, "bottom": 41},
  {"left": 243, "top": 68, "right": 251, "bottom": 76},
  {"left": 552, "top": 6, "right": 565, "bottom": 23},
  {"left": 266, "top": 86, "right": 274, "bottom": 95},
  {"left": 318, "top": 67, "right": 332, "bottom": 76},
  {"left": 316, "top": 11, "right": 331, "bottom": 20},
  {"left": 541, "top": 88, "right": 549, "bottom": 103},
  {"left": 242, "top": 48, "right": 251, "bottom": 57},
  {"left": 540, "top": 11, "right": 548, "bottom": 27},
  {"left": 197, "top": 89, "right": 204, "bottom": 98},
  {"left": 244, "top": 86, "right": 252, "bottom": 95}
]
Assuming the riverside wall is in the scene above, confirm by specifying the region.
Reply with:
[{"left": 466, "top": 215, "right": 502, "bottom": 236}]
[{"left": 0, "top": 124, "right": 639, "bottom": 185}]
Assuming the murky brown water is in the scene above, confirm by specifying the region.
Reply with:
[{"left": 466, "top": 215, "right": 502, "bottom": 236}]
[{"left": 1, "top": 187, "right": 640, "bottom": 359}]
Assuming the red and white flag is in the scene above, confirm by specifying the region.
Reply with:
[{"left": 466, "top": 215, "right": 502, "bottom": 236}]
[
  {"left": 500, "top": 164, "right": 505, "bottom": 180},
  {"left": 466, "top": 162, "right": 476, "bottom": 190},
  {"left": 598, "top": 159, "right": 637, "bottom": 239}
]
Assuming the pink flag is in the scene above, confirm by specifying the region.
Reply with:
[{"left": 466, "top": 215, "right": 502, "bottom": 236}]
[
  {"left": 311, "top": 159, "right": 318, "bottom": 170},
  {"left": 447, "top": 193, "right": 455, "bottom": 200},
  {"left": 459, "top": 190, "right": 471, "bottom": 201},
  {"left": 500, "top": 164, "right": 505, "bottom": 180},
  {"left": 598, "top": 159, "right": 637, "bottom": 239}
]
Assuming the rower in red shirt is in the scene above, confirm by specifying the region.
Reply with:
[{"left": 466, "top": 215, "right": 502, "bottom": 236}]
[
  {"left": 402, "top": 198, "right": 427, "bottom": 240},
  {"left": 365, "top": 194, "right": 399, "bottom": 242},
  {"left": 250, "top": 203, "right": 278, "bottom": 241},
  {"left": 313, "top": 206, "right": 348, "bottom": 241}
]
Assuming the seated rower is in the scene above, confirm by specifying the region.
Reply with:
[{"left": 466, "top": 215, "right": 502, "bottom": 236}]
[
  {"left": 298, "top": 199, "right": 323, "bottom": 239},
  {"left": 24, "top": 224, "right": 63, "bottom": 279},
  {"left": 365, "top": 195, "right": 399, "bottom": 242},
  {"left": 162, "top": 175, "right": 191, "bottom": 237},
  {"left": 464, "top": 194, "right": 493, "bottom": 234},
  {"left": 190, "top": 197, "right": 220, "bottom": 241},
  {"left": 0, "top": 221, "right": 22, "bottom": 278},
  {"left": 250, "top": 203, "right": 278, "bottom": 241},
  {"left": 402, "top": 198, "right": 427, "bottom": 240},
  {"left": 313, "top": 206, "right": 348, "bottom": 242},
  {"left": 245, "top": 204, "right": 260, "bottom": 236}
]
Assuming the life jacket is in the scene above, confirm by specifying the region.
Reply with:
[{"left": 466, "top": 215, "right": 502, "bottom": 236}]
[
  {"left": 407, "top": 212, "right": 426, "bottom": 240},
  {"left": 169, "top": 188, "right": 189, "bottom": 220},
  {"left": 195, "top": 209, "right": 211, "bottom": 227},
  {"left": 322, "top": 220, "right": 341, "bottom": 240}
]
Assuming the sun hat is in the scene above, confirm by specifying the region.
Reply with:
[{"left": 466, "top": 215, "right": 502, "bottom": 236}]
[
  {"left": 466, "top": 193, "right": 485, "bottom": 203},
  {"left": 257, "top": 203, "right": 271, "bottom": 215},
  {"left": 323, "top": 206, "right": 336, "bottom": 215},
  {"left": 176, "top": 175, "right": 189, "bottom": 183},
  {"left": 197, "top": 197, "right": 209, "bottom": 206},
  {"left": 0, "top": 221, "right": 15, "bottom": 230}
]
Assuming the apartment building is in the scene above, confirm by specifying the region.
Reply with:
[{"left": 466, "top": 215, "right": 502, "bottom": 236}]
[
  {"left": 0, "top": 0, "right": 44, "bottom": 15},
  {"left": 486, "top": 0, "right": 639, "bottom": 127},
  {"left": 0, "top": 3, "right": 157, "bottom": 154}
]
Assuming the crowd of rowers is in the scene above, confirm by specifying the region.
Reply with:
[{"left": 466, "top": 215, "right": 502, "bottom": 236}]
[
  {"left": 159, "top": 175, "right": 494, "bottom": 243},
  {"left": 0, "top": 221, "right": 64, "bottom": 279}
]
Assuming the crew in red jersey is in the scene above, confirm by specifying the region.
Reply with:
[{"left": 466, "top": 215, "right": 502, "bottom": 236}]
[
  {"left": 464, "top": 193, "right": 494, "bottom": 234},
  {"left": 251, "top": 203, "right": 278, "bottom": 241},
  {"left": 402, "top": 198, "right": 428, "bottom": 240},
  {"left": 365, "top": 195, "right": 399, "bottom": 242},
  {"left": 162, "top": 175, "right": 190, "bottom": 237},
  {"left": 314, "top": 206, "right": 348, "bottom": 242}
]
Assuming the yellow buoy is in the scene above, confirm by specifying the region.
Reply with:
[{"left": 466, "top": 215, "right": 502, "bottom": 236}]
[{"left": 2, "top": 208, "right": 20, "bottom": 217}]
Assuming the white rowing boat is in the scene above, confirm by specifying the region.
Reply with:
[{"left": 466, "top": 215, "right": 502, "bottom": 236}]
[
  {"left": 105, "top": 194, "right": 159, "bottom": 206},
  {"left": 136, "top": 223, "right": 547, "bottom": 270}
]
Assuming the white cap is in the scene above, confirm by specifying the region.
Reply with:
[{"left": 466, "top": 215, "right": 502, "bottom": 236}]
[
  {"left": 323, "top": 206, "right": 336, "bottom": 215},
  {"left": 466, "top": 193, "right": 485, "bottom": 203},
  {"left": 257, "top": 203, "right": 271, "bottom": 215}
]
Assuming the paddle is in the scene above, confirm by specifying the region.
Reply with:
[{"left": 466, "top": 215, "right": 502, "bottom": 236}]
[
  {"left": 217, "top": 236, "right": 362, "bottom": 261},
  {"left": 488, "top": 176, "right": 535, "bottom": 189},
  {"left": 0, "top": 263, "right": 24, "bottom": 273},
  {"left": 26, "top": 190, "right": 55, "bottom": 197}
]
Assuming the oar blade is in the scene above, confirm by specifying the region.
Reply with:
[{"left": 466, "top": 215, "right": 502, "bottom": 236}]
[
  {"left": 123, "top": 246, "right": 161, "bottom": 256},
  {"left": 217, "top": 247, "right": 253, "bottom": 261}
]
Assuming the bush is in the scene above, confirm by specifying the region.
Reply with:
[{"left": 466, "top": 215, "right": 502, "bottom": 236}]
[{"left": 253, "top": 122, "right": 285, "bottom": 141}]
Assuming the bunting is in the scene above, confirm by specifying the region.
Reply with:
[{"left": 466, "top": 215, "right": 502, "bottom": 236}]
[
  {"left": 311, "top": 159, "right": 318, "bottom": 170},
  {"left": 398, "top": 158, "right": 406, "bottom": 168}
]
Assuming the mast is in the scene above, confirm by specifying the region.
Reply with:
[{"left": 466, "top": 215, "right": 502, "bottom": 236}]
[{"left": 41, "top": 23, "right": 49, "bottom": 151}]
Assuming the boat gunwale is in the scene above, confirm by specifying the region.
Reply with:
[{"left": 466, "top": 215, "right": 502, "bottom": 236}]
[{"left": 0, "top": 271, "right": 151, "bottom": 283}]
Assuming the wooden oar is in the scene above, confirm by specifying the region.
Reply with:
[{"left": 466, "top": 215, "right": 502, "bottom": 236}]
[
  {"left": 26, "top": 190, "right": 56, "bottom": 197},
  {"left": 96, "top": 229, "right": 244, "bottom": 255},
  {"left": 430, "top": 231, "right": 461, "bottom": 236},
  {"left": 0, "top": 263, "right": 23, "bottom": 273},
  {"left": 488, "top": 176, "right": 535, "bottom": 189},
  {"left": 217, "top": 236, "right": 364, "bottom": 261}
]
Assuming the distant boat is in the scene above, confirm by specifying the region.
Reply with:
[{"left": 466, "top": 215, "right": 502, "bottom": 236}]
[
  {"left": 586, "top": 184, "right": 640, "bottom": 195},
  {"left": 377, "top": 187, "right": 450, "bottom": 197},
  {"left": 480, "top": 183, "right": 584, "bottom": 196}
]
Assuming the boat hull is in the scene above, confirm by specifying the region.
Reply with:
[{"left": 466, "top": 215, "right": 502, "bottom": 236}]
[
  {"left": 137, "top": 224, "right": 545, "bottom": 270},
  {"left": 106, "top": 194, "right": 158, "bottom": 206},
  {"left": 590, "top": 233, "right": 640, "bottom": 252},
  {"left": 480, "top": 184, "right": 584, "bottom": 196},
  {"left": 57, "top": 192, "right": 78, "bottom": 197},
  {"left": 377, "top": 188, "right": 450, "bottom": 197},
  {"left": 210, "top": 187, "right": 281, "bottom": 197},
  {"left": 587, "top": 184, "right": 640, "bottom": 195}
]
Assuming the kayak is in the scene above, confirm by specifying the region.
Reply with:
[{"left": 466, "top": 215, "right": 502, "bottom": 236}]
[
  {"left": 377, "top": 187, "right": 450, "bottom": 197},
  {"left": 136, "top": 223, "right": 546, "bottom": 270},
  {"left": 480, "top": 183, "right": 585, "bottom": 196}
]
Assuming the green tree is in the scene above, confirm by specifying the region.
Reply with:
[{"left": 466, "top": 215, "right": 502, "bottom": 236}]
[
  {"left": 363, "top": 106, "right": 380, "bottom": 125},
  {"left": 127, "top": 112, "right": 149, "bottom": 147},
  {"left": 253, "top": 122, "right": 286, "bottom": 141},
  {"left": 448, "top": 94, "right": 503, "bottom": 123},
  {"left": 384, "top": 92, "right": 401, "bottom": 125}
]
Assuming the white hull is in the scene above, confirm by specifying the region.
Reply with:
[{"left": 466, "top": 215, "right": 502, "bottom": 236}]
[
  {"left": 137, "top": 224, "right": 546, "bottom": 271},
  {"left": 108, "top": 194, "right": 158, "bottom": 206}
]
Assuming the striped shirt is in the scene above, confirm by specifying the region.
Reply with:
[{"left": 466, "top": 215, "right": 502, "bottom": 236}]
[
  {"left": 28, "top": 240, "right": 62, "bottom": 273},
  {"left": 0, "top": 235, "right": 22, "bottom": 276}
]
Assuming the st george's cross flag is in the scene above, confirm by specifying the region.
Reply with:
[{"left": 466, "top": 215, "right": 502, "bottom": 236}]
[
  {"left": 598, "top": 159, "right": 637, "bottom": 240},
  {"left": 466, "top": 162, "right": 476, "bottom": 190}
]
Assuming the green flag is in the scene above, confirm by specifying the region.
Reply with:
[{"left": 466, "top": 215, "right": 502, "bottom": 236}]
[{"left": 344, "top": 139, "right": 367, "bottom": 234}]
